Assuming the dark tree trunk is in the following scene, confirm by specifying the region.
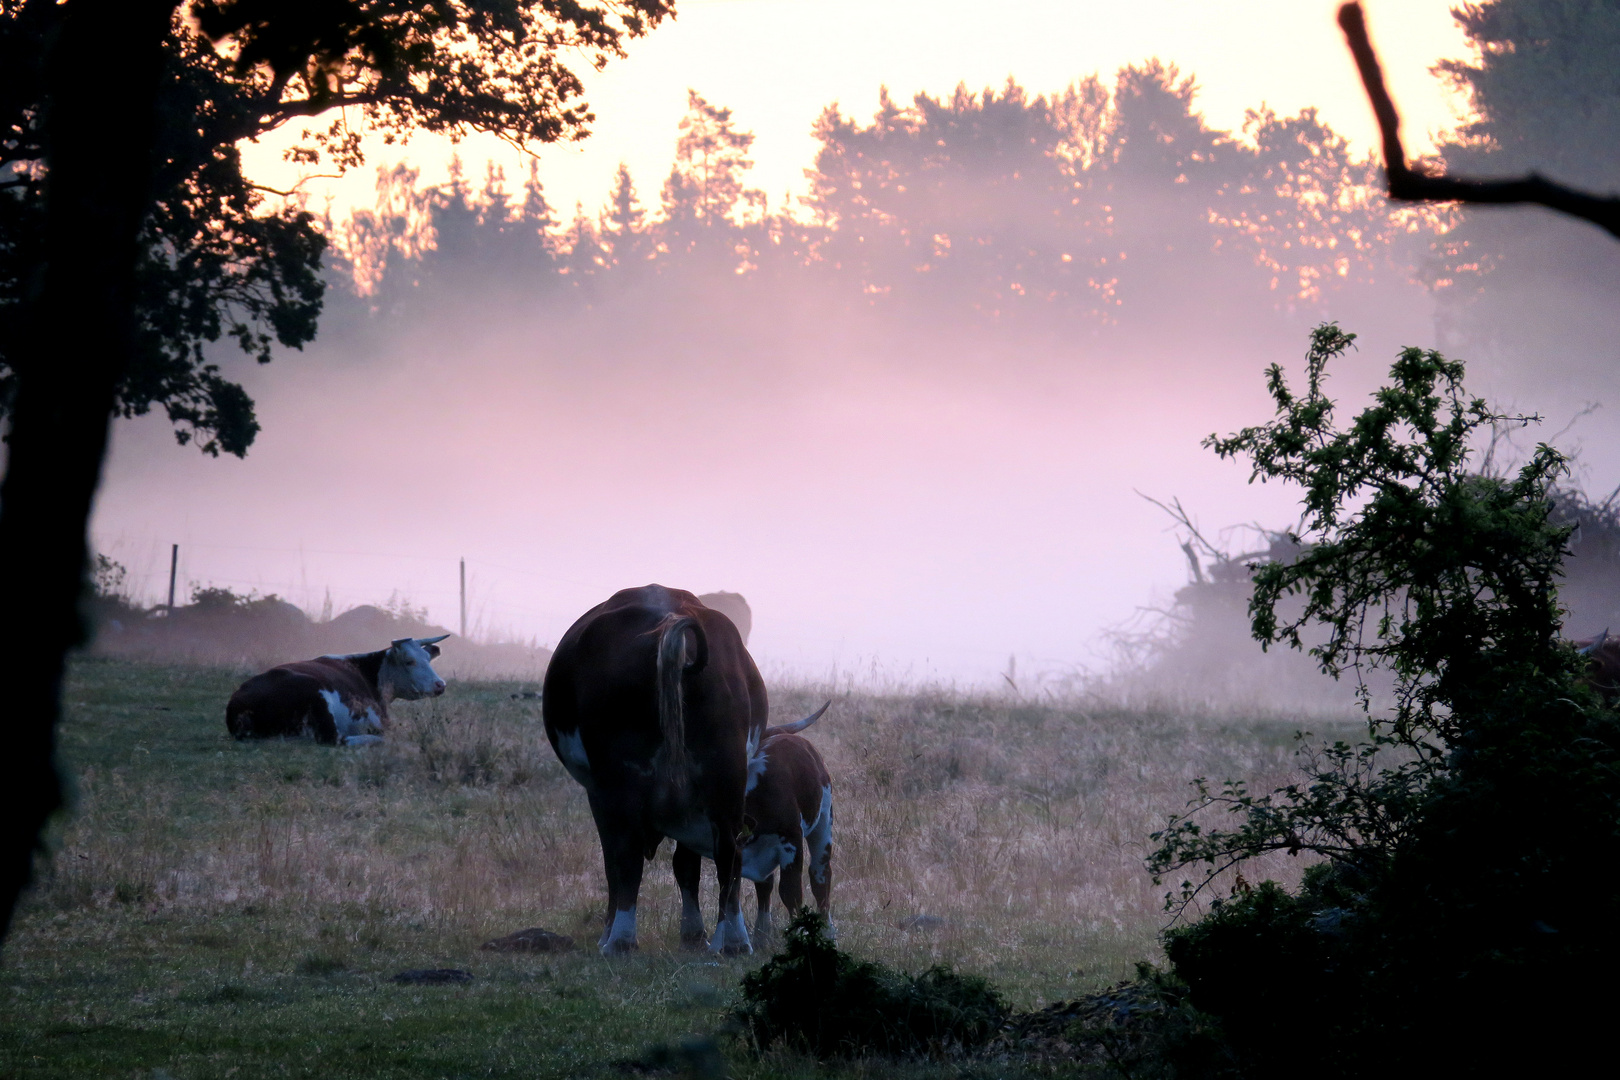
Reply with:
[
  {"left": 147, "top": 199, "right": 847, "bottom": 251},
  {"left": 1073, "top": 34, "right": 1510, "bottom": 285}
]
[{"left": 0, "top": 0, "right": 176, "bottom": 941}]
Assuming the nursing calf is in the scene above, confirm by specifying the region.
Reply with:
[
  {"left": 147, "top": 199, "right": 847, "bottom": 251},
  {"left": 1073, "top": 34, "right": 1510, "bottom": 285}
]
[
  {"left": 674, "top": 706, "right": 832, "bottom": 946},
  {"left": 225, "top": 635, "right": 448, "bottom": 746}
]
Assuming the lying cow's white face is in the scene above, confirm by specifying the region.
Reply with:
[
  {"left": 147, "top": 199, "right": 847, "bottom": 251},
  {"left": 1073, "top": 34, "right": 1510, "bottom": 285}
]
[{"left": 379, "top": 635, "right": 449, "bottom": 700}]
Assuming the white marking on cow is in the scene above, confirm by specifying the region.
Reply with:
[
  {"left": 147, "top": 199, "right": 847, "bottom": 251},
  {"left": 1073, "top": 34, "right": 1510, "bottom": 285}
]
[
  {"left": 710, "top": 906, "right": 751, "bottom": 955},
  {"left": 320, "top": 689, "right": 386, "bottom": 746},
  {"left": 805, "top": 784, "right": 833, "bottom": 885},
  {"left": 556, "top": 729, "right": 592, "bottom": 786},
  {"left": 602, "top": 906, "right": 638, "bottom": 954},
  {"left": 319, "top": 689, "right": 355, "bottom": 740},
  {"left": 740, "top": 833, "right": 797, "bottom": 883},
  {"left": 745, "top": 745, "right": 769, "bottom": 795}
]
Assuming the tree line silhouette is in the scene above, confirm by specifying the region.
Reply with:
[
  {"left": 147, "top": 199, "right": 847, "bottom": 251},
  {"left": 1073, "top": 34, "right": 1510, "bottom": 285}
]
[{"left": 323, "top": 64, "right": 1438, "bottom": 346}]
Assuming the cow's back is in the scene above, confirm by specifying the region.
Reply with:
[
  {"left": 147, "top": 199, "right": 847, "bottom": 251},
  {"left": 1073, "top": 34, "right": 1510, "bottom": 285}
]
[
  {"left": 752, "top": 733, "right": 831, "bottom": 834},
  {"left": 544, "top": 584, "right": 767, "bottom": 771}
]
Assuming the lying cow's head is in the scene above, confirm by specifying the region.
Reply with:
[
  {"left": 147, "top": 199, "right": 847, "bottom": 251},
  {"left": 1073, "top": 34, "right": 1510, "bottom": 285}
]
[{"left": 380, "top": 635, "right": 450, "bottom": 699}]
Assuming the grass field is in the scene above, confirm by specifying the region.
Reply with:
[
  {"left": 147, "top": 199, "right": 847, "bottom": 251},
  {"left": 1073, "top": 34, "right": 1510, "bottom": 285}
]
[{"left": 0, "top": 657, "right": 1356, "bottom": 1078}]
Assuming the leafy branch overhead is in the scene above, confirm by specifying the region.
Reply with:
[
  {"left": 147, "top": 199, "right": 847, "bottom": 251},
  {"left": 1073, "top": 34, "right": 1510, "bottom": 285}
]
[{"left": 0, "top": 0, "right": 674, "bottom": 455}]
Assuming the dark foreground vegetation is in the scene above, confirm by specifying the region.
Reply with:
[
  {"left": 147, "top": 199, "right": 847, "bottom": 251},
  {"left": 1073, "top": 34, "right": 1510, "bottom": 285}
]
[{"left": 1142, "top": 326, "right": 1620, "bottom": 1078}]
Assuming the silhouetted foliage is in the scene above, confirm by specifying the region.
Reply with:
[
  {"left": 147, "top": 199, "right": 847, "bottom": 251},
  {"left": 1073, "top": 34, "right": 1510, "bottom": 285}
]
[
  {"left": 326, "top": 63, "right": 1429, "bottom": 347},
  {"left": 1406, "top": 1, "right": 1620, "bottom": 359},
  {"left": 1149, "top": 324, "right": 1620, "bottom": 1078},
  {"left": 736, "top": 910, "right": 1008, "bottom": 1058}
]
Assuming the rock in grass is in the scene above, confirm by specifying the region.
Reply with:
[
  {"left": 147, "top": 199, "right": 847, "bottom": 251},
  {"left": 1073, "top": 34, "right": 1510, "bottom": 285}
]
[
  {"left": 480, "top": 927, "right": 576, "bottom": 953},
  {"left": 392, "top": 968, "right": 473, "bottom": 985}
]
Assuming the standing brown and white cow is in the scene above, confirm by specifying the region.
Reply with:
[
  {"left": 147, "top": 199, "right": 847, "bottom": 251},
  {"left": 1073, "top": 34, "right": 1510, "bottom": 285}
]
[
  {"left": 545, "top": 585, "right": 812, "bottom": 955},
  {"left": 225, "top": 635, "right": 449, "bottom": 746}
]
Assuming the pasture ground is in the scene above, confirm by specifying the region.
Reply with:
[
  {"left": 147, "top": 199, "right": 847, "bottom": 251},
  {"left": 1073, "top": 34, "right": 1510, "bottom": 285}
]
[{"left": 1, "top": 658, "right": 1355, "bottom": 1078}]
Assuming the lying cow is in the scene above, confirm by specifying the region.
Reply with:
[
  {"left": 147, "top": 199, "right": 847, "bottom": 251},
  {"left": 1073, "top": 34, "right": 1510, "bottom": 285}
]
[
  {"left": 225, "top": 635, "right": 449, "bottom": 746},
  {"left": 674, "top": 703, "right": 832, "bottom": 946}
]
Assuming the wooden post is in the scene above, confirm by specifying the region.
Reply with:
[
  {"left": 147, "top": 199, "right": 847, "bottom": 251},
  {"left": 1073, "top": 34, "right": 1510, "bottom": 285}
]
[
  {"left": 167, "top": 543, "right": 178, "bottom": 613},
  {"left": 459, "top": 558, "right": 467, "bottom": 639}
]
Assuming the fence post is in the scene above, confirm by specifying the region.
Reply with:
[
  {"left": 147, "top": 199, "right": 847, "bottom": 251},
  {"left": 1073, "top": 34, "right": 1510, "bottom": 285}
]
[
  {"left": 459, "top": 558, "right": 467, "bottom": 639},
  {"left": 167, "top": 543, "right": 178, "bottom": 613}
]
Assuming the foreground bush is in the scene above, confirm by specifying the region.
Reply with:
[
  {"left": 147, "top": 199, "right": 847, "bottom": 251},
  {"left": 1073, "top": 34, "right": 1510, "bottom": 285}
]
[
  {"left": 1150, "top": 325, "right": 1620, "bottom": 1078},
  {"left": 736, "top": 910, "right": 1008, "bottom": 1058}
]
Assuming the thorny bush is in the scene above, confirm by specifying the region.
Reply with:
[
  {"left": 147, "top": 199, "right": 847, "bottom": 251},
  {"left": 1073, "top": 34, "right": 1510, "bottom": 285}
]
[{"left": 1147, "top": 324, "right": 1620, "bottom": 1078}]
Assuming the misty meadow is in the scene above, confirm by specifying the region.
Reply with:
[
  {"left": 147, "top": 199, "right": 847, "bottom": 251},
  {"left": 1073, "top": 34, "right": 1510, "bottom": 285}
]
[{"left": 5, "top": 1, "right": 1620, "bottom": 1078}]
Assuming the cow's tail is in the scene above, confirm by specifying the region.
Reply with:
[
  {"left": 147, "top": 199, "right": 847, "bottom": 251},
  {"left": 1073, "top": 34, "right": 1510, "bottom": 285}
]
[{"left": 654, "top": 614, "right": 708, "bottom": 796}]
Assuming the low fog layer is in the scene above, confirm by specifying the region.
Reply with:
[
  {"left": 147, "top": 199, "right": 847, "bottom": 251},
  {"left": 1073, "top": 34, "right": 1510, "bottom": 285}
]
[{"left": 88, "top": 69, "right": 1620, "bottom": 689}]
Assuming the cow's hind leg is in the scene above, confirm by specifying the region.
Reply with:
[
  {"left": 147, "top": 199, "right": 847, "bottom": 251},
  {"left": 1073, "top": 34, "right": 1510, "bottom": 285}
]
[
  {"left": 709, "top": 827, "right": 752, "bottom": 957},
  {"left": 588, "top": 793, "right": 645, "bottom": 955},
  {"left": 673, "top": 843, "right": 708, "bottom": 951}
]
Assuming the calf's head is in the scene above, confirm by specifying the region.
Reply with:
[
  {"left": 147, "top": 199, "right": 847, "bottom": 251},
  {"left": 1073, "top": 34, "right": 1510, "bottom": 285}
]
[{"left": 380, "top": 635, "right": 449, "bottom": 699}]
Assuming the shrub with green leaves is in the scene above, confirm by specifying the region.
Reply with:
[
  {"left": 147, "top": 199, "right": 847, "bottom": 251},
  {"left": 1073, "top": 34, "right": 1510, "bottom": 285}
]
[
  {"left": 1148, "top": 324, "right": 1620, "bottom": 1078},
  {"left": 736, "top": 910, "right": 1008, "bottom": 1058}
]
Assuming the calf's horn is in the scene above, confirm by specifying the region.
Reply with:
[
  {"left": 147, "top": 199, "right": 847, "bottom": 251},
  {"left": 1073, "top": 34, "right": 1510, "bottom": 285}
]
[
  {"left": 416, "top": 633, "right": 451, "bottom": 645},
  {"left": 764, "top": 700, "right": 831, "bottom": 738},
  {"left": 1580, "top": 629, "right": 1611, "bottom": 656}
]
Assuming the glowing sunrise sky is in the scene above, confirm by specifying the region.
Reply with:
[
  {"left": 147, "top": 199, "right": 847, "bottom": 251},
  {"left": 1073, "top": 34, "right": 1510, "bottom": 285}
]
[{"left": 241, "top": 0, "right": 1473, "bottom": 225}]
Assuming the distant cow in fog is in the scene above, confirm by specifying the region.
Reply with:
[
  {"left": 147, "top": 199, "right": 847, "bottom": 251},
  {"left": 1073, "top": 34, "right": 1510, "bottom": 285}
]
[
  {"left": 674, "top": 702, "right": 832, "bottom": 944},
  {"left": 697, "top": 591, "right": 752, "bottom": 645},
  {"left": 226, "top": 635, "right": 449, "bottom": 746}
]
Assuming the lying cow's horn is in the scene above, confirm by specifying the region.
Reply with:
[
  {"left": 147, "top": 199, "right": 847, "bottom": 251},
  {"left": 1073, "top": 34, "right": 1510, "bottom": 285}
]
[
  {"left": 416, "top": 633, "right": 451, "bottom": 646},
  {"left": 1581, "top": 628, "right": 1611, "bottom": 655}
]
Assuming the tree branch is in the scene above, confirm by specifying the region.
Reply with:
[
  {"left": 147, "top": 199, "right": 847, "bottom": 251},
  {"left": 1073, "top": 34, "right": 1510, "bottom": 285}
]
[{"left": 1337, "top": 2, "right": 1620, "bottom": 240}]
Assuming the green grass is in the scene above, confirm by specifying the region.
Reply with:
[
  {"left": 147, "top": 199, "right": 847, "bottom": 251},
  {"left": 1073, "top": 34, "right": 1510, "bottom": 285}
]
[{"left": 1, "top": 657, "right": 1352, "bottom": 1078}]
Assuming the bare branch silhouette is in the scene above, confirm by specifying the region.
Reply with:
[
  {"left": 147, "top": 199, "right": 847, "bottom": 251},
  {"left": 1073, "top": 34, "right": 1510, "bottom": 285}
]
[{"left": 1337, "top": 2, "right": 1620, "bottom": 240}]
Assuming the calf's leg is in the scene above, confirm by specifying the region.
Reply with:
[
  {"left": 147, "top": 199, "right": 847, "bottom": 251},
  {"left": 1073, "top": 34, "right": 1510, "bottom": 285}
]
[
  {"left": 777, "top": 829, "right": 807, "bottom": 917},
  {"left": 752, "top": 874, "right": 776, "bottom": 940},
  {"left": 806, "top": 794, "right": 833, "bottom": 916}
]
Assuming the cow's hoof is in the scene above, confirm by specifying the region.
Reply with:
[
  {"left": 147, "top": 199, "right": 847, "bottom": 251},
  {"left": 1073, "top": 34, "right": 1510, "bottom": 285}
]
[
  {"left": 600, "top": 939, "right": 639, "bottom": 957},
  {"left": 718, "top": 941, "right": 753, "bottom": 958},
  {"left": 679, "top": 933, "right": 710, "bottom": 952}
]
